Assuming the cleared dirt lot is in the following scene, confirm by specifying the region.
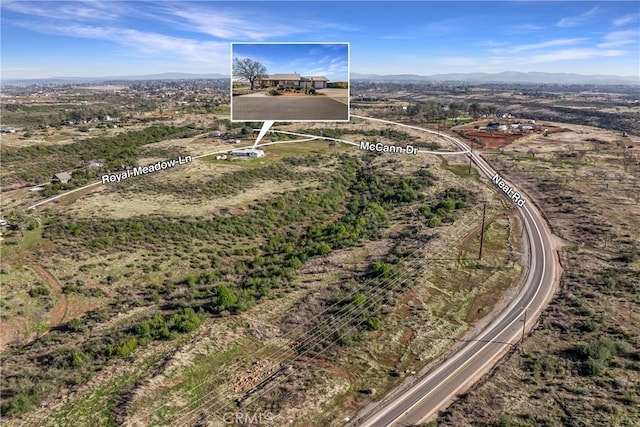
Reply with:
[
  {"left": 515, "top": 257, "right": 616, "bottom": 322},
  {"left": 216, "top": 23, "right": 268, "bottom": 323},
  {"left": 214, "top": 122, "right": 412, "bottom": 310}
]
[{"left": 232, "top": 96, "right": 349, "bottom": 121}]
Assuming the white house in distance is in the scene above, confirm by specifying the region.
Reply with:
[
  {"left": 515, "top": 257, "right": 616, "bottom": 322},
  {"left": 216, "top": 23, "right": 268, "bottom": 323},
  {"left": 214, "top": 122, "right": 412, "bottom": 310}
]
[
  {"left": 257, "top": 74, "right": 329, "bottom": 89},
  {"left": 231, "top": 148, "right": 265, "bottom": 158},
  {"left": 51, "top": 172, "right": 72, "bottom": 184}
]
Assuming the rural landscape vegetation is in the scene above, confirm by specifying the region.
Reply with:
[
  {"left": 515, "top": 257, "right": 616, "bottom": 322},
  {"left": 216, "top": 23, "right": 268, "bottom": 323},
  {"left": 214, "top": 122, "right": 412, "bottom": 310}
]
[{"left": 1, "top": 73, "right": 638, "bottom": 426}]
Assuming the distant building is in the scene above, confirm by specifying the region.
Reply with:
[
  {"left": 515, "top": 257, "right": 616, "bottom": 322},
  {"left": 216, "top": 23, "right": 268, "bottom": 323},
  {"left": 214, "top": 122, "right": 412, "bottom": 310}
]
[
  {"left": 484, "top": 122, "right": 502, "bottom": 131},
  {"left": 231, "top": 149, "right": 265, "bottom": 158},
  {"left": 510, "top": 123, "right": 535, "bottom": 131},
  {"left": 51, "top": 172, "right": 72, "bottom": 184},
  {"left": 87, "top": 161, "right": 105, "bottom": 170}
]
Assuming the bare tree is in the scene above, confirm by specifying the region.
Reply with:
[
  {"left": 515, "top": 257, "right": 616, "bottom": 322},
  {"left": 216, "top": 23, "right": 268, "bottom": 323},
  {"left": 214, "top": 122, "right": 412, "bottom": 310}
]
[{"left": 232, "top": 57, "right": 268, "bottom": 91}]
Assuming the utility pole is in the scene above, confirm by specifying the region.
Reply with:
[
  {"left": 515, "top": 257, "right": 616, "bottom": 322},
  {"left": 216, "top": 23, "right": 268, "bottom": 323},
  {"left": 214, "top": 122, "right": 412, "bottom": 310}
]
[
  {"left": 522, "top": 308, "right": 527, "bottom": 343},
  {"left": 468, "top": 155, "right": 473, "bottom": 175},
  {"left": 478, "top": 202, "right": 486, "bottom": 260}
]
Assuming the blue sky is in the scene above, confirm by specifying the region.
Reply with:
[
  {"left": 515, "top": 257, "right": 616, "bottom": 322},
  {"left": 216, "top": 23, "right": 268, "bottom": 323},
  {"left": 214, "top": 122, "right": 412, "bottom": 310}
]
[
  {"left": 233, "top": 44, "right": 349, "bottom": 81},
  {"left": 1, "top": 1, "right": 639, "bottom": 79}
]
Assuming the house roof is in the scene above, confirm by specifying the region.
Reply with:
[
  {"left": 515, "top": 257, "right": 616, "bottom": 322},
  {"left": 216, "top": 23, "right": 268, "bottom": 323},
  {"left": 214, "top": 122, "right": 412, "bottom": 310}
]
[
  {"left": 53, "top": 172, "right": 72, "bottom": 180},
  {"left": 309, "top": 76, "right": 329, "bottom": 81},
  {"left": 265, "top": 73, "right": 301, "bottom": 80}
]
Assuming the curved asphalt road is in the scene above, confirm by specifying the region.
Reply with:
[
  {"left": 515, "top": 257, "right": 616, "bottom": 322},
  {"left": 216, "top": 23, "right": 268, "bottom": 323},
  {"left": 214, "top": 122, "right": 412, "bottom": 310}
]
[{"left": 349, "top": 115, "right": 559, "bottom": 426}]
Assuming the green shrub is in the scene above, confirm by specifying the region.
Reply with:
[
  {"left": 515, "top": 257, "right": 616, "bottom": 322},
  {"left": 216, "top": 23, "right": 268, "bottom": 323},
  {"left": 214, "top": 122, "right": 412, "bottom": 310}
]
[
  {"left": 135, "top": 314, "right": 171, "bottom": 340},
  {"left": 622, "top": 391, "right": 637, "bottom": 405},
  {"left": 372, "top": 261, "right": 393, "bottom": 278},
  {"left": 576, "top": 338, "right": 626, "bottom": 376},
  {"left": 581, "top": 357, "right": 605, "bottom": 376},
  {"left": 1, "top": 391, "right": 37, "bottom": 417},
  {"left": 419, "top": 205, "right": 432, "bottom": 217},
  {"left": 428, "top": 217, "right": 441, "bottom": 228},
  {"left": 367, "top": 316, "right": 381, "bottom": 330},
  {"left": 168, "top": 308, "right": 203, "bottom": 333},
  {"left": 212, "top": 285, "right": 238, "bottom": 311},
  {"left": 67, "top": 318, "right": 83, "bottom": 332},
  {"left": 71, "top": 351, "right": 87, "bottom": 367},
  {"left": 114, "top": 338, "right": 138, "bottom": 357},
  {"left": 28, "top": 285, "right": 50, "bottom": 298}
]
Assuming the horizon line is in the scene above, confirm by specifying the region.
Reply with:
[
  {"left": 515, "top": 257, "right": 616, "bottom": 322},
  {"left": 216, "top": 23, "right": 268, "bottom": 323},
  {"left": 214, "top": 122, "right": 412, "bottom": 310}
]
[{"left": 2, "top": 70, "right": 639, "bottom": 79}]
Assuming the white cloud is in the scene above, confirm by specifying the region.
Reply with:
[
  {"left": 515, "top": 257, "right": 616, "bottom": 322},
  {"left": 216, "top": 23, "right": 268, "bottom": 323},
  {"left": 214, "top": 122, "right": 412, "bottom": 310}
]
[
  {"left": 14, "top": 21, "right": 229, "bottom": 66},
  {"left": 597, "top": 29, "right": 640, "bottom": 48},
  {"left": 613, "top": 14, "right": 639, "bottom": 27},
  {"left": 2, "top": 0, "right": 126, "bottom": 22},
  {"left": 3, "top": 1, "right": 354, "bottom": 43},
  {"left": 515, "top": 24, "right": 544, "bottom": 31},
  {"left": 159, "top": 4, "right": 355, "bottom": 41},
  {"left": 166, "top": 7, "right": 302, "bottom": 40},
  {"left": 524, "top": 48, "right": 628, "bottom": 64},
  {"left": 556, "top": 7, "right": 600, "bottom": 28},
  {"left": 511, "top": 38, "right": 588, "bottom": 52},
  {"left": 489, "top": 38, "right": 587, "bottom": 55}
]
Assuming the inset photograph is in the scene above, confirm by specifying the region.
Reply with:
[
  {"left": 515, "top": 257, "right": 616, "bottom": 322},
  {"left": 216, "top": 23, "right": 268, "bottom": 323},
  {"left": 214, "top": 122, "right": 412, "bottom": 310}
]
[{"left": 231, "top": 43, "right": 349, "bottom": 121}]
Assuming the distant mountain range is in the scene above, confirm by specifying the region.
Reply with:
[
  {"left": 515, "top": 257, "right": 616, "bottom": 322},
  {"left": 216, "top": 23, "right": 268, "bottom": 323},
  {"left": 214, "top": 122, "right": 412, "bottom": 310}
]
[
  {"left": 2, "top": 71, "right": 638, "bottom": 86},
  {"left": 1, "top": 72, "right": 228, "bottom": 86},
  {"left": 350, "top": 71, "right": 639, "bottom": 85}
]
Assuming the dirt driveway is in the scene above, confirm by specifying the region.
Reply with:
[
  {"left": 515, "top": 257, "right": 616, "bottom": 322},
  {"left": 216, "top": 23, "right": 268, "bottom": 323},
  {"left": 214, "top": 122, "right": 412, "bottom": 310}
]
[
  {"left": 30, "top": 263, "right": 68, "bottom": 324},
  {"left": 232, "top": 95, "right": 349, "bottom": 121}
]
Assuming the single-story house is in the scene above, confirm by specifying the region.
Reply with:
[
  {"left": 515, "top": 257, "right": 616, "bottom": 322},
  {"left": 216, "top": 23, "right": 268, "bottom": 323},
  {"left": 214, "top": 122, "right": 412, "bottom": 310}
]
[
  {"left": 297, "top": 76, "right": 329, "bottom": 89},
  {"left": 51, "top": 172, "right": 72, "bottom": 184},
  {"left": 231, "top": 149, "right": 265, "bottom": 158},
  {"left": 257, "top": 74, "right": 329, "bottom": 89},
  {"left": 510, "top": 124, "right": 535, "bottom": 131}
]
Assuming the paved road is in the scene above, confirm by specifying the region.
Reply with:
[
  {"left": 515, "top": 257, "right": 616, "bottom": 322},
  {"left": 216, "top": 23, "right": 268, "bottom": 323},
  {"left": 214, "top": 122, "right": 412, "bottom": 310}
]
[
  {"left": 232, "top": 96, "right": 349, "bottom": 121},
  {"left": 349, "top": 115, "right": 559, "bottom": 426}
]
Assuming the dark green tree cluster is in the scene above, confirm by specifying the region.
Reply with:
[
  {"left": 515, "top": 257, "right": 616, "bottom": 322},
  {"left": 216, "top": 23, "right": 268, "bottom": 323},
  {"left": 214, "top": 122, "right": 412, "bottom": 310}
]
[
  {"left": 574, "top": 338, "right": 632, "bottom": 377},
  {"left": 0, "top": 306, "right": 204, "bottom": 417},
  {"left": 419, "top": 187, "right": 472, "bottom": 226},
  {"left": 2, "top": 125, "right": 199, "bottom": 184}
]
